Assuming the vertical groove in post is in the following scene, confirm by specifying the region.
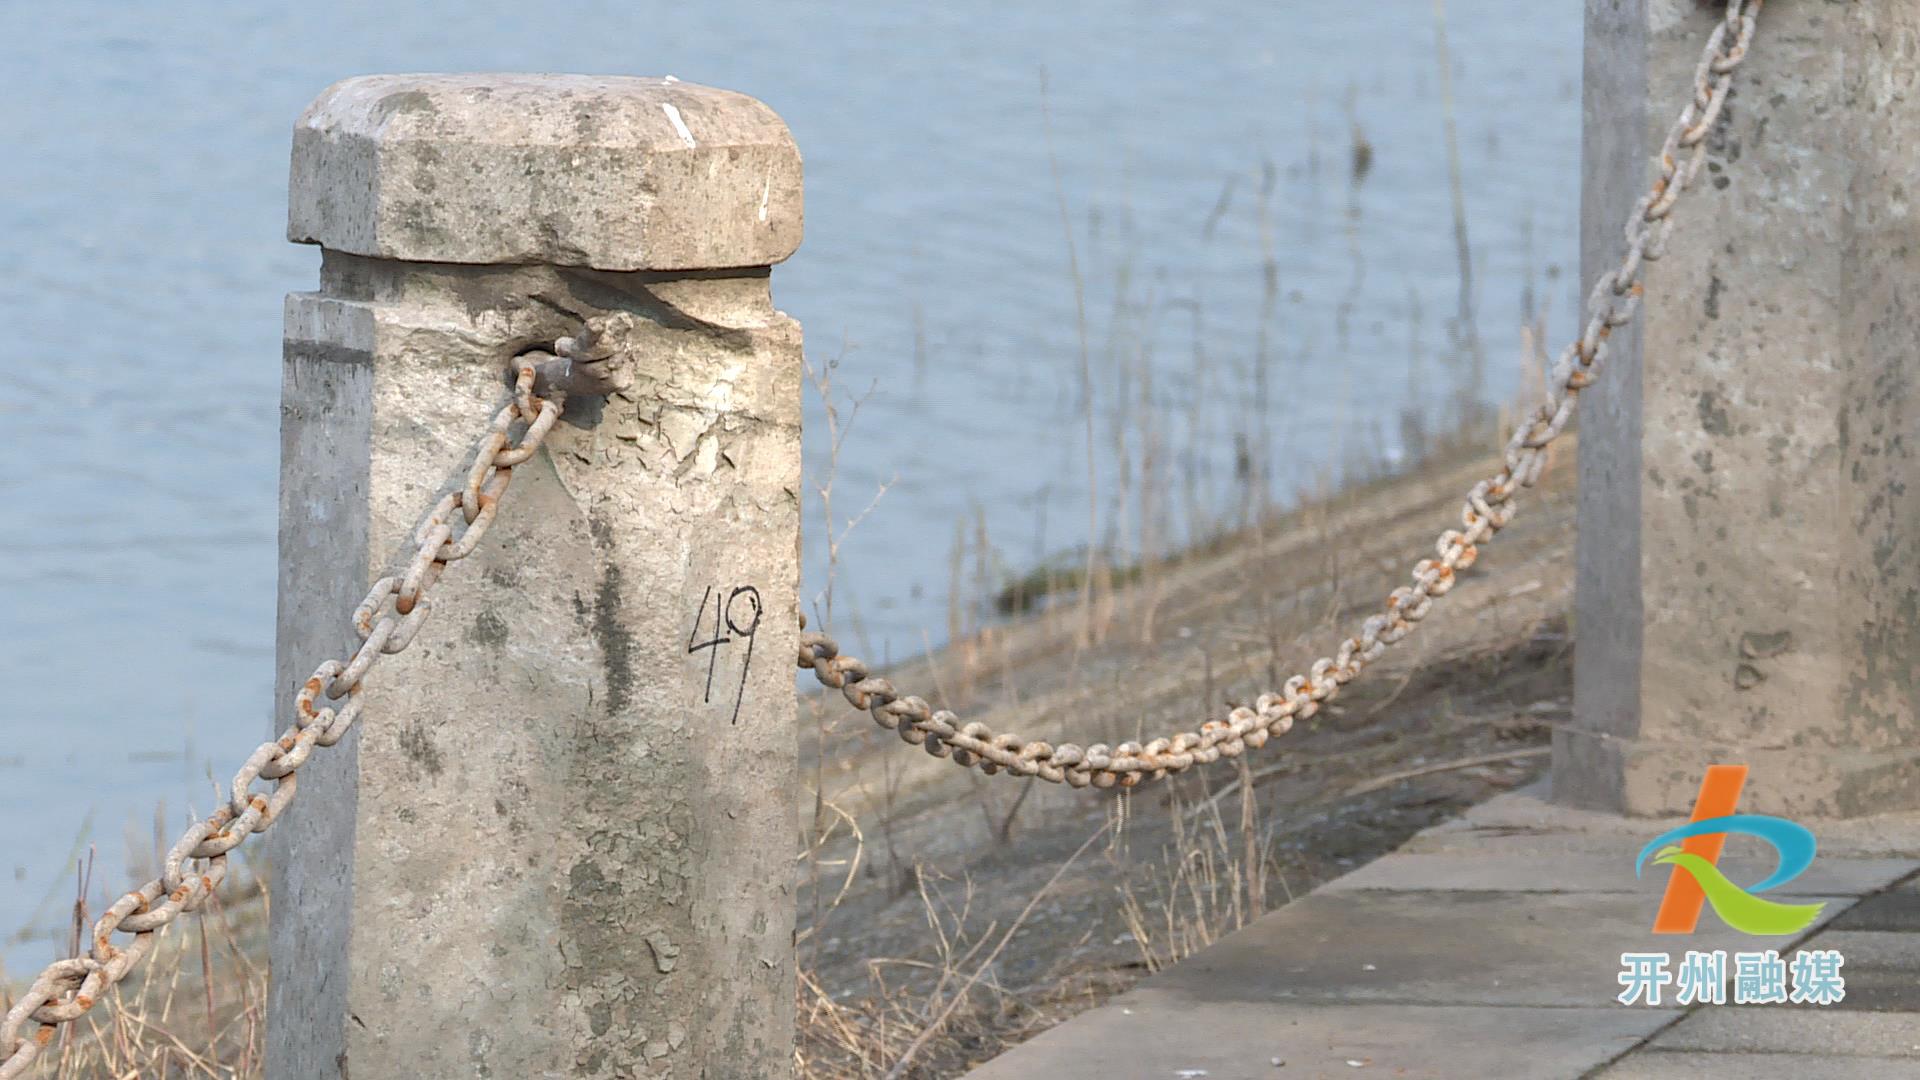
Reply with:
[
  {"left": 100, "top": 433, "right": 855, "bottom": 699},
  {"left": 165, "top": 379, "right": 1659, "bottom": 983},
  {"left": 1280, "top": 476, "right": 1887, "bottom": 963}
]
[
  {"left": 268, "top": 323, "right": 374, "bottom": 1078},
  {"left": 1563, "top": 0, "right": 1651, "bottom": 810},
  {"left": 271, "top": 75, "right": 802, "bottom": 1077}
]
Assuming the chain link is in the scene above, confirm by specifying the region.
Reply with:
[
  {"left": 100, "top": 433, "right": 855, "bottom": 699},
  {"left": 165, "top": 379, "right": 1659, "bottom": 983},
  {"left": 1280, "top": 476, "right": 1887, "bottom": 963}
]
[
  {"left": 799, "top": 1, "right": 1763, "bottom": 790},
  {"left": 1, "top": 365, "right": 561, "bottom": 1079}
]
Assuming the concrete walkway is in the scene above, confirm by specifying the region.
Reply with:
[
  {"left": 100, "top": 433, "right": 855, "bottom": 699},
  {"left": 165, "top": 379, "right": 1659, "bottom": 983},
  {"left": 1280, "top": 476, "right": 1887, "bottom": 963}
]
[{"left": 964, "top": 782, "right": 1920, "bottom": 1080}]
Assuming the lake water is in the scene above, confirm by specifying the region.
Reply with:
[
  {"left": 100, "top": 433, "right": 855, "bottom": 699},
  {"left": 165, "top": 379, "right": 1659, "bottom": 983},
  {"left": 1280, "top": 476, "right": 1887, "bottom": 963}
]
[{"left": 0, "top": 0, "right": 1582, "bottom": 967}]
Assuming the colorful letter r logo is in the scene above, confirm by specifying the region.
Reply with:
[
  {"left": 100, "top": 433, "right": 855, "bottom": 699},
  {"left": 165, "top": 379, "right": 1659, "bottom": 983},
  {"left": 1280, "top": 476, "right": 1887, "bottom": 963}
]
[{"left": 1653, "top": 764, "right": 1748, "bottom": 934}]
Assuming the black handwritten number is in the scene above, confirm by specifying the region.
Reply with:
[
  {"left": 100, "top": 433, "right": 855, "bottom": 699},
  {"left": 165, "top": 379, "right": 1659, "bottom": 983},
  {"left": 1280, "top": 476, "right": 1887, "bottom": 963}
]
[
  {"left": 686, "top": 584, "right": 763, "bottom": 724},
  {"left": 724, "top": 587, "right": 762, "bottom": 725},
  {"left": 687, "top": 585, "right": 729, "bottom": 705}
]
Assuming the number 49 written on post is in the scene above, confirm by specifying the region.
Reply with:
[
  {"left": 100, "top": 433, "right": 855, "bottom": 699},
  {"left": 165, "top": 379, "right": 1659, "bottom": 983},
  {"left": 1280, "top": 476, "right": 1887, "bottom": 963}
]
[{"left": 687, "top": 584, "right": 762, "bottom": 724}]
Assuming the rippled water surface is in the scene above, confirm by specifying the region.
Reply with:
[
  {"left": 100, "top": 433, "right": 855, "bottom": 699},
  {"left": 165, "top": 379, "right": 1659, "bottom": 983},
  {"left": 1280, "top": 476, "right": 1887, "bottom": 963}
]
[{"left": 0, "top": 0, "right": 1582, "bottom": 964}]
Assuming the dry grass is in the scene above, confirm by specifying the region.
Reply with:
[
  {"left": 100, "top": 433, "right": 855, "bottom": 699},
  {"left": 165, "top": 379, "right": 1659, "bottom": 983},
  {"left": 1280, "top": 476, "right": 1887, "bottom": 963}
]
[
  {"left": 789, "top": 774, "right": 1296, "bottom": 1079},
  {"left": 795, "top": 826, "right": 1112, "bottom": 1080},
  {"left": 1116, "top": 760, "right": 1282, "bottom": 974}
]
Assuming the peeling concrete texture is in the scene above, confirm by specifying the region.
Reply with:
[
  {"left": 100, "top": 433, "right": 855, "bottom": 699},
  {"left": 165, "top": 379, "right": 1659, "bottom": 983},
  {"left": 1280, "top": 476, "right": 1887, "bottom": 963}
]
[
  {"left": 289, "top": 74, "right": 803, "bottom": 271},
  {"left": 269, "top": 76, "right": 801, "bottom": 1079},
  {"left": 1565, "top": 1, "right": 1920, "bottom": 815}
]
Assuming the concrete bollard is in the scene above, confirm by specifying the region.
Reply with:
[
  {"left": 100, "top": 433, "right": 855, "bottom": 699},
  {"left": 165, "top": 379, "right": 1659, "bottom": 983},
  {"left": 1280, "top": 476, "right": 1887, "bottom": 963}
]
[
  {"left": 268, "top": 75, "right": 803, "bottom": 1077},
  {"left": 1562, "top": 3, "right": 1920, "bottom": 816}
]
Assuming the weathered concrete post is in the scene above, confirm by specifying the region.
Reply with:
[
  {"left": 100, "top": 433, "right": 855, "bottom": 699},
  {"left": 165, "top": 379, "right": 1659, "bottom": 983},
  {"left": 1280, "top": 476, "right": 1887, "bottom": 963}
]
[
  {"left": 268, "top": 76, "right": 803, "bottom": 1077},
  {"left": 1562, "top": 3, "right": 1920, "bottom": 816}
]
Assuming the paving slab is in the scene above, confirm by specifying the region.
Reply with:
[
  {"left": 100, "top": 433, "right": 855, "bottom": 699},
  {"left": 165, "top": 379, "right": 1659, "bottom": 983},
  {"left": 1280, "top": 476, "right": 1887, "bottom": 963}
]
[
  {"left": 1827, "top": 881, "right": 1920, "bottom": 932},
  {"left": 1456, "top": 784, "right": 1920, "bottom": 860},
  {"left": 1792, "top": 929, "right": 1920, "bottom": 1012},
  {"left": 1648, "top": 1007, "right": 1920, "bottom": 1057},
  {"left": 1321, "top": 850, "right": 1914, "bottom": 896},
  {"left": 1804, "top": 929, "right": 1920, "bottom": 970},
  {"left": 1596, "top": 1050, "right": 1917, "bottom": 1079},
  {"left": 1826, "top": 970, "right": 1920, "bottom": 1013},
  {"left": 962, "top": 993, "right": 1670, "bottom": 1080},
  {"left": 1151, "top": 889, "right": 1852, "bottom": 1009}
]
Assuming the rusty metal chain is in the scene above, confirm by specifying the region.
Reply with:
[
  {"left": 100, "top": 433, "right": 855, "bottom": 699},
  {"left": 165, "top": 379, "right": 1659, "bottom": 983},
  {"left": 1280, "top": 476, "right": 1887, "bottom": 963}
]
[
  {"left": 0, "top": 365, "right": 562, "bottom": 1079},
  {"left": 799, "top": 0, "right": 1763, "bottom": 790}
]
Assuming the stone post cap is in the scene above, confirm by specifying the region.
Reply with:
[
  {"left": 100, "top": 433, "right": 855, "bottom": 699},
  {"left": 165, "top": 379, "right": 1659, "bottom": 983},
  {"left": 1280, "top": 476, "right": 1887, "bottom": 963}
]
[{"left": 289, "top": 74, "right": 802, "bottom": 272}]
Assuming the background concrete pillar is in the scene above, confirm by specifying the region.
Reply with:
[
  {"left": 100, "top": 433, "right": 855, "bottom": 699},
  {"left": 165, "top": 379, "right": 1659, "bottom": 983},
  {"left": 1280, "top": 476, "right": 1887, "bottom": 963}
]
[
  {"left": 268, "top": 75, "right": 803, "bottom": 1077},
  {"left": 1562, "top": 2, "right": 1920, "bottom": 816}
]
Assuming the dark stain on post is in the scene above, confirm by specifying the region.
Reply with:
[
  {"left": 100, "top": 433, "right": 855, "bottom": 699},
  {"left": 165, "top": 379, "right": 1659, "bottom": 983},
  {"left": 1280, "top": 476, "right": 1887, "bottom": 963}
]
[
  {"left": 567, "top": 858, "right": 621, "bottom": 903},
  {"left": 468, "top": 609, "right": 509, "bottom": 648},
  {"left": 1697, "top": 389, "right": 1733, "bottom": 436},
  {"left": 397, "top": 720, "right": 445, "bottom": 777},
  {"left": 587, "top": 513, "right": 636, "bottom": 714},
  {"left": 1741, "top": 629, "right": 1794, "bottom": 660},
  {"left": 372, "top": 89, "right": 436, "bottom": 123},
  {"left": 1735, "top": 630, "right": 1791, "bottom": 693}
]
